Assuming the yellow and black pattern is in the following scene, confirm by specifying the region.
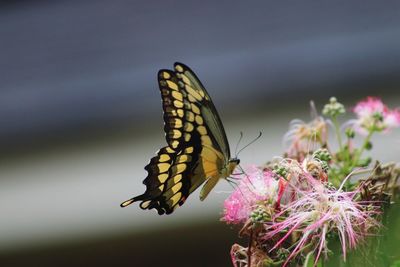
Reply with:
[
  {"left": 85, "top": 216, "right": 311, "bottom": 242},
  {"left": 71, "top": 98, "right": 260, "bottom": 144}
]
[{"left": 121, "top": 62, "right": 239, "bottom": 215}]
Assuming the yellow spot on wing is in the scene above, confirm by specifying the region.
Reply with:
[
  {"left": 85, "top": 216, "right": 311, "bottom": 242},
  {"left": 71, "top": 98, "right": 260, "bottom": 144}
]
[
  {"left": 140, "top": 200, "right": 151, "bottom": 209},
  {"left": 171, "top": 163, "right": 187, "bottom": 174},
  {"left": 177, "top": 109, "right": 184, "bottom": 118},
  {"left": 172, "top": 91, "right": 183, "bottom": 101},
  {"left": 159, "top": 154, "right": 170, "bottom": 162},
  {"left": 185, "top": 85, "right": 203, "bottom": 101},
  {"left": 158, "top": 163, "right": 170, "bottom": 173},
  {"left": 174, "top": 100, "right": 184, "bottom": 108},
  {"left": 169, "top": 192, "right": 182, "bottom": 206},
  {"left": 162, "top": 72, "right": 171, "bottom": 79},
  {"left": 175, "top": 65, "right": 184, "bottom": 72},
  {"left": 166, "top": 80, "right": 178, "bottom": 90},
  {"left": 120, "top": 199, "right": 135, "bottom": 207},
  {"left": 185, "top": 147, "right": 194, "bottom": 153},
  {"left": 169, "top": 129, "right": 182, "bottom": 139},
  {"left": 184, "top": 122, "right": 194, "bottom": 132},
  {"left": 198, "top": 90, "right": 205, "bottom": 97},
  {"left": 171, "top": 118, "right": 182, "bottom": 128},
  {"left": 171, "top": 140, "right": 179, "bottom": 149},
  {"left": 195, "top": 115, "right": 203, "bottom": 125},
  {"left": 191, "top": 104, "right": 200, "bottom": 114},
  {"left": 184, "top": 133, "right": 191, "bottom": 142},
  {"left": 197, "top": 126, "right": 207, "bottom": 135},
  {"left": 177, "top": 154, "right": 191, "bottom": 163},
  {"left": 171, "top": 182, "right": 182, "bottom": 193},
  {"left": 165, "top": 147, "right": 175, "bottom": 153},
  {"left": 186, "top": 111, "right": 195, "bottom": 122},
  {"left": 173, "top": 174, "right": 182, "bottom": 183},
  {"left": 181, "top": 74, "right": 191, "bottom": 85},
  {"left": 188, "top": 95, "right": 197, "bottom": 103},
  {"left": 158, "top": 173, "right": 169, "bottom": 183}
]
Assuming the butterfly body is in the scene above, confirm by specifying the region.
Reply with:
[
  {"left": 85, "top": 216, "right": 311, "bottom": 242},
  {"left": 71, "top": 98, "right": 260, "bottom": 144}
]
[
  {"left": 121, "top": 63, "right": 238, "bottom": 215},
  {"left": 199, "top": 157, "right": 240, "bottom": 201}
]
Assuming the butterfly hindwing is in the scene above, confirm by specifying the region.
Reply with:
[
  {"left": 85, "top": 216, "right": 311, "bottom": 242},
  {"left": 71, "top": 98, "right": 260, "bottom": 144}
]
[
  {"left": 120, "top": 146, "right": 175, "bottom": 210},
  {"left": 159, "top": 143, "right": 202, "bottom": 214}
]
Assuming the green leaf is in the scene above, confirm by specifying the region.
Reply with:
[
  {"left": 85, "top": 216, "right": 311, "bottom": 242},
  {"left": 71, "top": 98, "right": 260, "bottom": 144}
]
[
  {"left": 304, "top": 252, "right": 325, "bottom": 267},
  {"left": 304, "top": 252, "right": 316, "bottom": 267}
]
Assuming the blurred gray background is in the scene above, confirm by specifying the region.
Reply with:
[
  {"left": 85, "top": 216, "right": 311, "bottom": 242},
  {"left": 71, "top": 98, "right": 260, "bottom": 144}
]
[{"left": 1, "top": 1, "right": 400, "bottom": 266}]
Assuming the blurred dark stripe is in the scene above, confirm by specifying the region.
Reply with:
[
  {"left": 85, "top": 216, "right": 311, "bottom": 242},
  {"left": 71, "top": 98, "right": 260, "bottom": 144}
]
[
  {"left": 1, "top": 0, "right": 400, "bottom": 149},
  {"left": 0, "top": 220, "right": 238, "bottom": 267}
]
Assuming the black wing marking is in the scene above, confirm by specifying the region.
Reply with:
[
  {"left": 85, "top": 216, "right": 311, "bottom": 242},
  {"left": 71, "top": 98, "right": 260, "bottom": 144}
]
[{"left": 120, "top": 146, "right": 175, "bottom": 210}]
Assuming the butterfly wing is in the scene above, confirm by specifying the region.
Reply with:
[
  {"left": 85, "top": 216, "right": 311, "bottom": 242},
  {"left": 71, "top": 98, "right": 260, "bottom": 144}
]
[
  {"left": 174, "top": 62, "right": 231, "bottom": 158},
  {"left": 173, "top": 63, "right": 232, "bottom": 200},
  {"left": 121, "top": 62, "right": 231, "bottom": 214}
]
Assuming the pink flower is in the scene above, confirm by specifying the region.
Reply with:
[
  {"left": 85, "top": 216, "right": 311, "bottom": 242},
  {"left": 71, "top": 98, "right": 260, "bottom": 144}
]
[
  {"left": 353, "top": 97, "right": 386, "bottom": 116},
  {"left": 352, "top": 97, "right": 400, "bottom": 134},
  {"left": 222, "top": 165, "right": 279, "bottom": 224},
  {"left": 385, "top": 109, "right": 400, "bottom": 128},
  {"left": 264, "top": 175, "right": 380, "bottom": 266}
]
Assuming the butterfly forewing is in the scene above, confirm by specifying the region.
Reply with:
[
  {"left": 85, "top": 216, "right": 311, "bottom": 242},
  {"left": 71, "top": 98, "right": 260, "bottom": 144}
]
[{"left": 175, "top": 63, "right": 231, "bottom": 158}]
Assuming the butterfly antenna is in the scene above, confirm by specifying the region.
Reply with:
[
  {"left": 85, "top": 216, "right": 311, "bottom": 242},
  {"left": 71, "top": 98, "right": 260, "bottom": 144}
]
[
  {"left": 234, "top": 131, "right": 244, "bottom": 158},
  {"left": 236, "top": 131, "right": 263, "bottom": 157}
]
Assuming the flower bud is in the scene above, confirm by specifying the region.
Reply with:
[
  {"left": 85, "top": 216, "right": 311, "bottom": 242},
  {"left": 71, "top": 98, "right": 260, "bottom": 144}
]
[{"left": 323, "top": 97, "right": 345, "bottom": 117}]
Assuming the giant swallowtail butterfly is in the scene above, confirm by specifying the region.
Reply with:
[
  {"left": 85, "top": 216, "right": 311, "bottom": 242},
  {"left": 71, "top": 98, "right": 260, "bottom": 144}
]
[{"left": 121, "top": 62, "right": 239, "bottom": 215}]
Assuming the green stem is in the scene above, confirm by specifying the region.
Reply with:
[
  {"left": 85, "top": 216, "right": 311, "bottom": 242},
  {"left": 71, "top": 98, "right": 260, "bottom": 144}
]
[
  {"left": 352, "top": 131, "right": 373, "bottom": 167},
  {"left": 332, "top": 116, "right": 343, "bottom": 151}
]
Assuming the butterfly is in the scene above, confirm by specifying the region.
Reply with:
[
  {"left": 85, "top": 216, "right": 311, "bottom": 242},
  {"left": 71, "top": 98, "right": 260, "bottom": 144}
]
[{"left": 120, "top": 62, "right": 239, "bottom": 215}]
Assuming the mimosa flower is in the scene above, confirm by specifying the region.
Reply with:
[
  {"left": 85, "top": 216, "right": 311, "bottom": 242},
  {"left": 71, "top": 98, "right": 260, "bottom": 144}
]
[
  {"left": 352, "top": 97, "right": 400, "bottom": 135},
  {"left": 264, "top": 176, "right": 380, "bottom": 266},
  {"left": 223, "top": 97, "right": 398, "bottom": 267},
  {"left": 222, "top": 165, "right": 279, "bottom": 224}
]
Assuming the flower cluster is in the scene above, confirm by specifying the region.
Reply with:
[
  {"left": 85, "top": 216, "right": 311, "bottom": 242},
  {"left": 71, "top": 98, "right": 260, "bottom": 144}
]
[
  {"left": 352, "top": 97, "right": 400, "bottom": 135},
  {"left": 223, "top": 165, "right": 279, "bottom": 224},
  {"left": 223, "top": 97, "right": 400, "bottom": 267}
]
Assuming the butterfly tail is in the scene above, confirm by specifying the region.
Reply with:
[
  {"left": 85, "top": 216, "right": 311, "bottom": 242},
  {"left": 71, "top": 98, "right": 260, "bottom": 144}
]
[{"left": 120, "top": 194, "right": 146, "bottom": 208}]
